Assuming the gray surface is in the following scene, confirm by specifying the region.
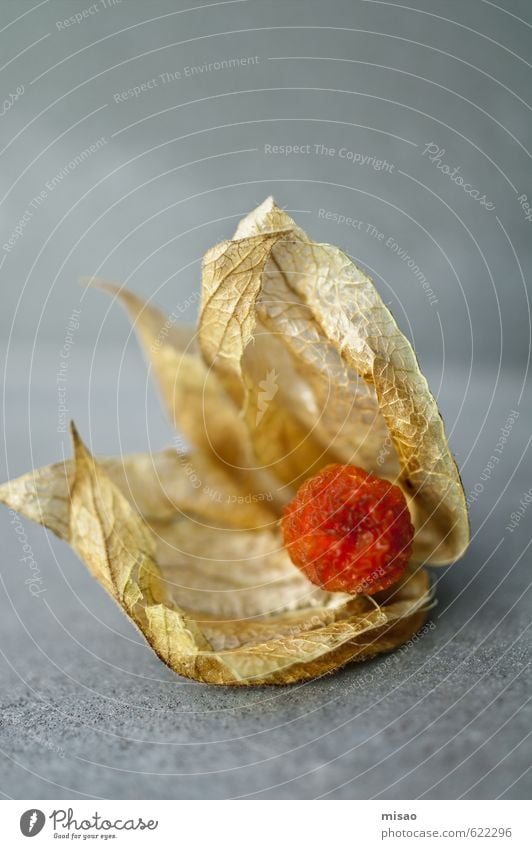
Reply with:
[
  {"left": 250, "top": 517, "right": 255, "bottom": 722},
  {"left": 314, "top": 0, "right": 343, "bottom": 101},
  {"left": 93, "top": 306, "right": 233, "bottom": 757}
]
[{"left": 0, "top": 0, "right": 531, "bottom": 799}]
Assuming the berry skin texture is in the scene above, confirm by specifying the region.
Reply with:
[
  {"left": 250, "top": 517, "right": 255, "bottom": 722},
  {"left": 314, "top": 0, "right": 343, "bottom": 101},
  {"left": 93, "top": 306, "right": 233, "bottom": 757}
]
[{"left": 281, "top": 464, "right": 414, "bottom": 595}]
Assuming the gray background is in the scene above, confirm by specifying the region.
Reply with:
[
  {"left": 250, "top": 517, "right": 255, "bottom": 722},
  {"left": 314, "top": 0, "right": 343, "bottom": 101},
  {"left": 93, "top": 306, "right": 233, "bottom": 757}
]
[{"left": 0, "top": 0, "right": 530, "bottom": 799}]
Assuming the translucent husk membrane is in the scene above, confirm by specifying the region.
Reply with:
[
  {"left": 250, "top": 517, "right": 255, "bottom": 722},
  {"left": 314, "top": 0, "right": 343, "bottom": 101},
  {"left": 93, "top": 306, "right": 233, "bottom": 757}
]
[{"left": 0, "top": 199, "right": 468, "bottom": 685}]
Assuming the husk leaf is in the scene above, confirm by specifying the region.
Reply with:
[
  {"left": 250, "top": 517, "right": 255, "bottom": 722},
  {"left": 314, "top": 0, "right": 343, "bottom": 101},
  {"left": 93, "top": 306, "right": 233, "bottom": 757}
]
[{"left": 199, "top": 198, "right": 469, "bottom": 562}]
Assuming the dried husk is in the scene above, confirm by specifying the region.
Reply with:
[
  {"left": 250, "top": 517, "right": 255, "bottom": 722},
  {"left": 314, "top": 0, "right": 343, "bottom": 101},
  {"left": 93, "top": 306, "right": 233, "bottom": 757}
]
[
  {"left": 0, "top": 425, "right": 431, "bottom": 684},
  {"left": 0, "top": 198, "right": 468, "bottom": 685}
]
